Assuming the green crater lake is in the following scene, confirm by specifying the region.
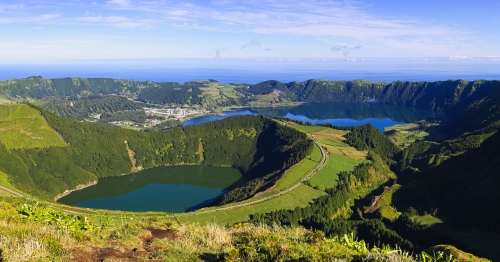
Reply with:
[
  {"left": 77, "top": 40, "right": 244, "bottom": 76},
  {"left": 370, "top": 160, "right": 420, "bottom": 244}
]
[{"left": 57, "top": 166, "right": 246, "bottom": 213}]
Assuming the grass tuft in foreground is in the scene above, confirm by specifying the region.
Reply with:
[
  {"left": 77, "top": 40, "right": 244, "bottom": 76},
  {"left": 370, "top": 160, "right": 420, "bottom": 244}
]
[{"left": 0, "top": 199, "right": 465, "bottom": 261}]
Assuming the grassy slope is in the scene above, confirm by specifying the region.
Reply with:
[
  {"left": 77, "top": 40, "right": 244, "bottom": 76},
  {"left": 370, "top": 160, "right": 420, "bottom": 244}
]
[
  {"left": 289, "top": 126, "right": 366, "bottom": 190},
  {"left": 0, "top": 171, "right": 18, "bottom": 197},
  {"left": 0, "top": 104, "right": 67, "bottom": 149},
  {"left": 0, "top": 171, "right": 20, "bottom": 197},
  {"left": 178, "top": 184, "right": 325, "bottom": 225},
  {"left": 288, "top": 123, "right": 326, "bottom": 133},
  {"left": 309, "top": 153, "right": 362, "bottom": 190},
  {"left": 273, "top": 144, "right": 322, "bottom": 191}
]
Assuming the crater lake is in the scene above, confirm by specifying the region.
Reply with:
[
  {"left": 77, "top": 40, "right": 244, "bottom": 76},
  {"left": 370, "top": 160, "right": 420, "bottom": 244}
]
[{"left": 57, "top": 166, "right": 246, "bottom": 213}]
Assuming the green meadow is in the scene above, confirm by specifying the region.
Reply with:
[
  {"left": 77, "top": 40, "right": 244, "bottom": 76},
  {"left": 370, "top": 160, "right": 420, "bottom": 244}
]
[
  {"left": 273, "top": 144, "right": 323, "bottom": 191},
  {"left": 0, "top": 104, "right": 67, "bottom": 149},
  {"left": 308, "top": 153, "right": 362, "bottom": 190}
]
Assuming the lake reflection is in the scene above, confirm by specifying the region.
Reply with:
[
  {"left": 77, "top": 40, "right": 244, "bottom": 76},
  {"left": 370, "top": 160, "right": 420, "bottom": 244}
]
[
  {"left": 58, "top": 166, "right": 246, "bottom": 213},
  {"left": 184, "top": 102, "right": 445, "bottom": 131}
]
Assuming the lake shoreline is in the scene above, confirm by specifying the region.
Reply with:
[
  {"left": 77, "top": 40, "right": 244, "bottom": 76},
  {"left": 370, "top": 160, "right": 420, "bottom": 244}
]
[{"left": 54, "top": 180, "right": 98, "bottom": 202}]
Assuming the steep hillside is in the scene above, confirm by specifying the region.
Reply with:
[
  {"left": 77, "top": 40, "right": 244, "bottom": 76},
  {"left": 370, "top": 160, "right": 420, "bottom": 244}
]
[
  {"left": 286, "top": 79, "right": 500, "bottom": 113},
  {"left": 0, "top": 106, "right": 312, "bottom": 202},
  {"left": 441, "top": 87, "right": 500, "bottom": 137},
  {"left": 397, "top": 122, "right": 500, "bottom": 234}
]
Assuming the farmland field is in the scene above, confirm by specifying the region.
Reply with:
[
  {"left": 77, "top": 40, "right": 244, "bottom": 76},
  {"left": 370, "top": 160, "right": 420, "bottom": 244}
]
[
  {"left": 274, "top": 144, "right": 322, "bottom": 191},
  {"left": 308, "top": 153, "right": 362, "bottom": 190}
]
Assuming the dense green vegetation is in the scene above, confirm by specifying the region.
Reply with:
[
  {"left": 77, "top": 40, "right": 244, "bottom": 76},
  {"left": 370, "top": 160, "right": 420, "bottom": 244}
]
[
  {"left": 137, "top": 82, "right": 203, "bottom": 105},
  {"left": 41, "top": 95, "right": 144, "bottom": 120},
  {"left": 344, "top": 124, "right": 402, "bottom": 166},
  {"left": 0, "top": 107, "right": 312, "bottom": 202}
]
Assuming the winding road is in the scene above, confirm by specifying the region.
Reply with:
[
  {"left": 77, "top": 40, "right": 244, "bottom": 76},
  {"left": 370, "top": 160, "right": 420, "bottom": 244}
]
[
  {"left": 0, "top": 138, "right": 327, "bottom": 219},
  {"left": 180, "top": 139, "right": 327, "bottom": 216}
]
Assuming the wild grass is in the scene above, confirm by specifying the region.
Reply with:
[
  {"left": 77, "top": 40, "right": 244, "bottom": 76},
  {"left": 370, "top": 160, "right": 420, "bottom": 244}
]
[{"left": 0, "top": 199, "right": 485, "bottom": 261}]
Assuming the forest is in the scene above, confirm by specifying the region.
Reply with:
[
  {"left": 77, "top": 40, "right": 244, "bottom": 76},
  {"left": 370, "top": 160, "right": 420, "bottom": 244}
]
[
  {"left": 41, "top": 95, "right": 145, "bottom": 120},
  {"left": 0, "top": 105, "right": 312, "bottom": 203}
]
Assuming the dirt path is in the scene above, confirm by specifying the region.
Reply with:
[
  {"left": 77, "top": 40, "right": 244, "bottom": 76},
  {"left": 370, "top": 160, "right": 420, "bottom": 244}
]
[{"left": 0, "top": 184, "right": 23, "bottom": 197}]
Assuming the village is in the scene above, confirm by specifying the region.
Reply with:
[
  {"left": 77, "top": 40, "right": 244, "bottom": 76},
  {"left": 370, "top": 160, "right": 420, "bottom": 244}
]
[{"left": 144, "top": 107, "right": 208, "bottom": 120}]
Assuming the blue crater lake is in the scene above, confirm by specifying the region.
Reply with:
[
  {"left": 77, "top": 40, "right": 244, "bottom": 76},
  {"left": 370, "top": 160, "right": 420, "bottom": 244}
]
[
  {"left": 184, "top": 102, "right": 445, "bottom": 132},
  {"left": 57, "top": 166, "right": 246, "bottom": 213}
]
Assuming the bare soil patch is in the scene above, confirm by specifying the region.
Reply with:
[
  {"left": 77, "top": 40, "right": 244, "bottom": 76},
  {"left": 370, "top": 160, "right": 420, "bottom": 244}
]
[
  {"left": 337, "top": 147, "right": 367, "bottom": 160},
  {"left": 69, "top": 246, "right": 145, "bottom": 262},
  {"left": 147, "top": 227, "right": 178, "bottom": 241},
  {"left": 68, "top": 228, "right": 178, "bottom": 261}
]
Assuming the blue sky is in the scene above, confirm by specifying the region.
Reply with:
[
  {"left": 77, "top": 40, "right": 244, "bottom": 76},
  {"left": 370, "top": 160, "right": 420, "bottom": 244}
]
[{"left": 0, "top": 0, "right": 499, "bottom": 63}]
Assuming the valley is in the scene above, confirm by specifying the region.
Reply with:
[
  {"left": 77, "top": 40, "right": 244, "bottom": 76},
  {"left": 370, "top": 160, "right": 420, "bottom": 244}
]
[{"left": 1, "top": 77, "right": 500, "bottom": 261}]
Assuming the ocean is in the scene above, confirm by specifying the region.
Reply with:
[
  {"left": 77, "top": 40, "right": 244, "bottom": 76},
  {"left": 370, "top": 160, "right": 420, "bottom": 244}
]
[{"left": 1, "top": 58, "right": 499, "bottom": 84}]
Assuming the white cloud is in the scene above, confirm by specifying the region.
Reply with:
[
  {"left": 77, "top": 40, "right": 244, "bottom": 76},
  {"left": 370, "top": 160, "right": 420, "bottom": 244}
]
[
  {"left": 0, "top": 3, "right": 25, "bottom": 12},
  {"left": 0, "top": 18, "right": 14, "bottom": 24},
  {"left": 78, "top": 16, "right": 152, "bottom": 29},
  {"left": 106, "top": 0, "right": 132, "bottom": 8},
  {"left": 35, "top": 14, "right": 60, "bottom": 21}
]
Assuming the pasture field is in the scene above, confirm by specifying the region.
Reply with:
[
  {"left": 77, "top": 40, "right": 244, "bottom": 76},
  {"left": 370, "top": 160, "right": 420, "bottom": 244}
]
[
  {"left": 385, "top": 121, "right": 446, "bottom": 146},
  {"left": 273, "top": 143, "right": 322, "bottom": 191},
  {"left": 248, "top": 92, "right": 281, "bottom": 107},
  {"left": 311, "top": 127, "right": 348, "bottom": 139},
  {"left": 286, "top": 122, "right": 326, "bottom": 133},
  {"left": 0, "top": 104, "right": 67, "bottom": 149},
  {"left": 308, "top": 153, "right": 362, "bottom": 190},
  {"left": 303, "top": 127, "right": 366, "bottom": 190},
  {"left": 199, "top": 84, "right": 244, "bottom": 108},
  {"left": 178, "top": 184, "right": 325, "bottom": 225},
  {"left": 178, "top": 126, "right": 329, "bottom": 225},
  {"left": 385, "top": 123, "right": 428, "bottom": 145}
]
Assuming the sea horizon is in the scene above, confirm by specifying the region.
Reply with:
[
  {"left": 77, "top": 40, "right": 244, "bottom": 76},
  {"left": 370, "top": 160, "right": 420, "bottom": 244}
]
[{"left": 1, "top": 58, "right": 499, "bottom": 84}]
